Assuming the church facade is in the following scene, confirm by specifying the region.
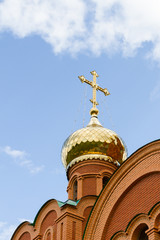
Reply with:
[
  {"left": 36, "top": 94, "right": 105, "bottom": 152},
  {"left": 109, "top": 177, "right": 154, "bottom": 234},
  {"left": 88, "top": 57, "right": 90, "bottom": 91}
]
[{"left": 11, "top": 72, "right": 160, "bottom": 240}]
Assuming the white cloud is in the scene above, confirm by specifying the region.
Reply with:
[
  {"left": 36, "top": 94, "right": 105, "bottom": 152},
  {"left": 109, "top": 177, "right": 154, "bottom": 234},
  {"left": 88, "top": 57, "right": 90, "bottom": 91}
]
[
  {"left": 0, "top": 219, "right": 33, "bottom": 240},
  {"left": 0, "top": 222, "right": 6, "bottom": 229},
  {"left": 52, "top": 168, "right": 64, "bottom": 175},
  {"left": 0, "top": 222, "right": 16, "bottom": 240},
  {"left": 29, "top": 165, "right": 44, "bottom": 174},
  {"left": 0, "top": 0, "right": 160, "bottom": 60},
  {"left": 3, "top": 146, "right": 26, "bottom": 159},
  {"left": 1, "top": 146, "right": 44, "bottom": 174},
  {"left": 0, "top": 0, "right": 86, "bottom": 53},
  {"left": 150, "top": 80, "right": 160, "bottom": 101}
]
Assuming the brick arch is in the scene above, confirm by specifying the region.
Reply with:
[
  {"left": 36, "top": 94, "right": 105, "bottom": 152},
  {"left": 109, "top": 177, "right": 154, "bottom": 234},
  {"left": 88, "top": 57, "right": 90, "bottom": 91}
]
[
  {"left": 46, "top": 232, "right": 51, "bottom": 240},
  {"left": 19, "top": 232, "right": 31, "bottom": 240},
  {"left": 67, "top": 174, "right": 79, "bottom": 190},
  {"left": 33, "top": 199, "right": 61, "bottom": 233},
  {"left": 155, "top": 213, "right": 160, "bottom": 229},
  {"left": 40, "top": 210, "right": 57, "bottom": 235},
  {"left": 82, "top": 206, "right": 93, "bottom": 235},
  {"left": 43, "top": 228, "right": 52, "bottom": 240},
  {"left": 76, "top": 195, "right": 97, "bottom": 222},
  {"left": 131, "top": 223, "right": 148, "bottom": 240},
  {"left": 11, "top": 222, "right": 33, "bottom": 240},
  {"left": 103, "top": 172, "right": 160, "bottom": 239},
  {"left": 151, "top": 204, "right": 160, "bottom": 228},
  {"left": 99, "top": 169, "right": 113, "bottom": 178},
  {"left": 67, "top": 173, "right": 80, "bottom": 200},
  {"left": 105, "top": 202, "right": 160, "bottom": 240},
  {"left": 83, "top": 140, "right": 160, "bottom": 240},
  {"left": 111, "top": 214, "right": 150, "bottom": 240}
]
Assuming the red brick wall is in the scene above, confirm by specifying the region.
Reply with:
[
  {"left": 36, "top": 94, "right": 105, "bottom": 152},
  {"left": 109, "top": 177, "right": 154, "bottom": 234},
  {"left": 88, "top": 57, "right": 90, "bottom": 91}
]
[
  {"left": 82, "top": 206, "right": 93, "bottom": 234},
  {"left": 155, "top": 213, "right": 160, "bottom": 228},
  {"left": 68, "top": 160, "right": 117, "bottom": 179},
  {"left": 40, "top": 210, "right": 57, "bottom": 235},
  {"left": 72, "top": 221, "right": 76, "bottom": 240},
  {"left": 83, "top": 177, "right": 96, "bottom": 196},
  {"left": 105, "top": 172, "right": 160, "bottom": 239},
  {"left": 46, "top": 232, "right": 51, "bottom": 240},
  {"left": 68, "top": 160, "right": 117, "bottom": 199},
  {"left": 19, "top": 232, "right": 31, "bottom": 240},
  {"left": 74, "top": 164, "right": 109, "bottom": 174}
]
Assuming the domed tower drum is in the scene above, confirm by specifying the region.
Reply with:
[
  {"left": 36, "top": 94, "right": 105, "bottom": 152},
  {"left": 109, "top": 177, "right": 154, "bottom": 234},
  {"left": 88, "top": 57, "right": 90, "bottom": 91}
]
[{"left": 61, "top": 71, "right": 127, "bottom": 200}]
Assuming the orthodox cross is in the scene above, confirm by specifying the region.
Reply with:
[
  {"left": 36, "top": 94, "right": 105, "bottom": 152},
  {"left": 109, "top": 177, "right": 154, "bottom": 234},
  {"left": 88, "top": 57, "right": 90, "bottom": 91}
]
[{"left": 78, "top": 71, "right": 110, "bottom": 117}]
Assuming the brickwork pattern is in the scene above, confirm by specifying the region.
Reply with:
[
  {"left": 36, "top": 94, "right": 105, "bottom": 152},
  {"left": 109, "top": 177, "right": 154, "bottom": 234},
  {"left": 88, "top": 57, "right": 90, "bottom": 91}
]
[
  {"left": 40, "top": 210, "right": 57, "bottom": 235},
  {"left": 12, "top": 140, "right": 160, "bottom": 240},
  {"left": 83, "top": 140, "right": 160, "bottom": 240},
  {"left": 82, "top": 206, "right": 93, "bottom": 234},
  {"left": 105, "top": 172, "right": 160, "bottom": 239},
  {"left": 19, "top": 232, "right": 31, "bottom": 240},
  {"left": 67, "top": 159, "right": 117, "bottom": 199}
]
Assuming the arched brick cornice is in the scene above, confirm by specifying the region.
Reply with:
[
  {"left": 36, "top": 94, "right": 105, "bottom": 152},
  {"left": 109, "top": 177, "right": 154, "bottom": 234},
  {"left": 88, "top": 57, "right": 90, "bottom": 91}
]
[
  {"left": 11, "top": 222, "right": 33, "bottom": 240},
  {"left": 110, "top": 202, "right": 160, "bottom": 240},
  {"left": 67, "top": 173, "right": 79, "bottom": 190},
  {"left": 83, "top": 139, "right": 160, "bottom": 240},
  {"left": 42, "top": 226, "right": 54, "bottom": 240},
  {"left": 67, "top": 159, "right": 117, "bottom": 180},
  {"left": 126, "top": 139, "right": 160, "bottom": 161},
  {"left": 76, "top": 195, "right": 97, "bottom": 214},
  {"left": 59, "top": 195, "right": 97, "bottom": 218},
  {"left": 148, "top": 202, "right": 160, "bottom": 229},
  {"left": 110, "top": 213, "right": 150, "bottom": 240},
  {"left": 32, "top": 199, "right": 60, "bottom": 232},
  {"left": 12, "top": 199, "right": 61, "bottom": 240}
]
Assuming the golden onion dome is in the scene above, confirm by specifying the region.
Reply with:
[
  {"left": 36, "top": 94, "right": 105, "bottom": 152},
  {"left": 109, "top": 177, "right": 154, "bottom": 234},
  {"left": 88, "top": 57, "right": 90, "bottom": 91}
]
[
  {"left": 62, "top": 70, "right": 127, "bottom": 170},
  {"left": 61, "top": 116, "right": 127, "bottom": 170}
]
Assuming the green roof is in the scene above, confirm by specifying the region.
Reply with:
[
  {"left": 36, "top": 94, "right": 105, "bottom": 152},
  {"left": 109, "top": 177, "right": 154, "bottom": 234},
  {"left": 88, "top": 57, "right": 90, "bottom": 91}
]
[{"left": 57, "top": 199, "right": 79, "bottom": 207}]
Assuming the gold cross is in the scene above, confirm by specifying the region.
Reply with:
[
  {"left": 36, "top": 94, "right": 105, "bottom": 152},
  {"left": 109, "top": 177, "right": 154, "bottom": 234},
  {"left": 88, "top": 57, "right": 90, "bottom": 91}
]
[{"left": 78, "top": 71, "right": 110, "bottom": 117}]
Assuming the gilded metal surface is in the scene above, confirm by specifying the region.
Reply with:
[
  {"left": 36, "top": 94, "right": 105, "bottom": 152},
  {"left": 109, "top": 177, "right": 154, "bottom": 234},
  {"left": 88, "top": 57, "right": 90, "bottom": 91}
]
[
  {"left": 61, "top": 71, "right": 127, "bottom": 169},
  {"left": 61, "top": 116, "right": 127, "bottom": 169},
  {"left": 78, "top": 71, "right": 110, "bottom": 117}
]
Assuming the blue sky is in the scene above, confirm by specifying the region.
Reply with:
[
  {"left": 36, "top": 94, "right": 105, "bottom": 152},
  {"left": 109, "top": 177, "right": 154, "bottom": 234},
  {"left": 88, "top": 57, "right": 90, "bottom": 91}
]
[{"left": 0, "top": 0, "right": 160, "bottom": 239}]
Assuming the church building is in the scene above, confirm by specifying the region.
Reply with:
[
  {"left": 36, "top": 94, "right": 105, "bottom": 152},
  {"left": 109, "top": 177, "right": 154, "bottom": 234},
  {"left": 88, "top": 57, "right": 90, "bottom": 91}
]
[{"left": 11, "top": 71, "right": 160, "bottom": 240}]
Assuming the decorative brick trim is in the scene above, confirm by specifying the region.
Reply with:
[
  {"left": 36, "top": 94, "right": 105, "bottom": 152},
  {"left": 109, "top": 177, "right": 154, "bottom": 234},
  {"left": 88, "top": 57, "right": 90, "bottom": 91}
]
[
  {"left": 33, "top": 235, "right": 42, "bottom": 240},
  {"left": 67, "top": 154, "right": 119, "bottom": 171},
  {"left": 55, "top": 212, "right": 85, "bottom": 224},
  {"left": 83, "top": 140, "right": 160, "bottom": 240}
]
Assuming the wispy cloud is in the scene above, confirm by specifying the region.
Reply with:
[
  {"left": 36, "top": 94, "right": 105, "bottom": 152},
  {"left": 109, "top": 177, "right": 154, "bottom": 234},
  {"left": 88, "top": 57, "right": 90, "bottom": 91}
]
[
  {"left": 0, "top": 222, "right": 16, "bottom": 240},
  {"left": 1, "top": 146, "right": 44, "bottom": 174},
  {"left": 150, "top": 80, "right": 160, "bottom": 101},
  {"left": 0, "top": 219, "right": 33, "bottom": 240},
  {"left": 0, "top": 0, "right": 160, "bottom": 61},
  {"left": 52, "top": 167, "right": 64, "bottom": 175},
  {"left": 3, "top": 146, "right": 26, "bottom": 159}
]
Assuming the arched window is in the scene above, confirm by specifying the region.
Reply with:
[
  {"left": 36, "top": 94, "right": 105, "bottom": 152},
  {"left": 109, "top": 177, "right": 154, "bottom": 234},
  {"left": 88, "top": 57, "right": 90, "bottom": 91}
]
[
  {"left": 46, "top": 232, "right": 51, "bottom": 240},
  {"left": 132, "top": 223, "right": 148, "bottom": 240},
  {"left": 103, "top": 176, "right": 109, "bottom": 188},
  {"left": 73, "top": 180, "right": 77, "bottom": 201},
  {"left": 43, "top": 227, "right": 55, "bottom": 240},
  {"left": 138, "top": 227, "right": 148, "bottom": 240},
  {"left": 43, "top": 231, "right": 51, "bottom": 240}
]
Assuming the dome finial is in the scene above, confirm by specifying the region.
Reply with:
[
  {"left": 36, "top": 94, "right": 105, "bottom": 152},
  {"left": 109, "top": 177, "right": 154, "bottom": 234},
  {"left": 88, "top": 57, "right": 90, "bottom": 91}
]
[{"left": 78, "top": 71, "right": 110, "bottom": 117}]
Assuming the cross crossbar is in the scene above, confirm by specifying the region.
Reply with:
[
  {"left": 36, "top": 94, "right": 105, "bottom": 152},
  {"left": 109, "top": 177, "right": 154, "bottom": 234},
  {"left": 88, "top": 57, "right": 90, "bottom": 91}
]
[{"left": 78, "top": 71, "right": 110, "bottom": 117}]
